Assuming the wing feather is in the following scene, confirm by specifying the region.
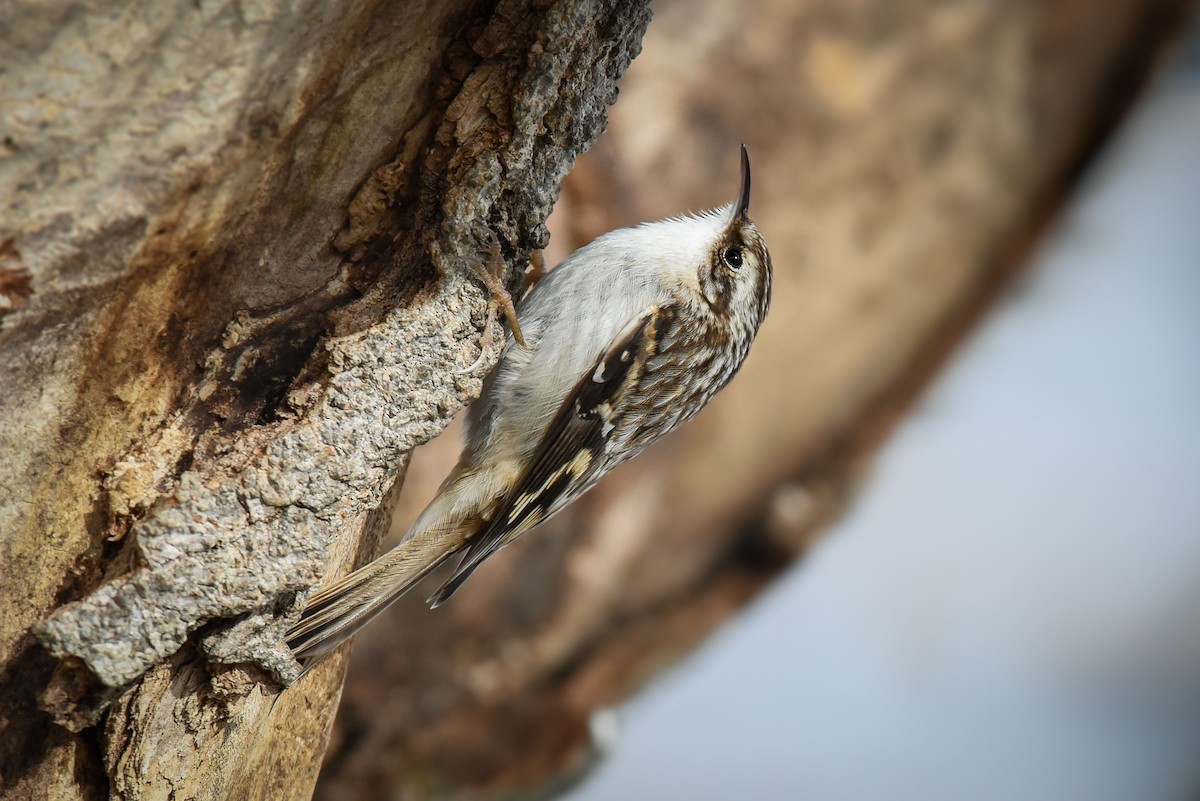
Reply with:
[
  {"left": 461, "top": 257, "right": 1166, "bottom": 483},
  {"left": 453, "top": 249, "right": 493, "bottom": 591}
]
[{"left": 429, "top": 304, "right": 673, "bottom": 605}]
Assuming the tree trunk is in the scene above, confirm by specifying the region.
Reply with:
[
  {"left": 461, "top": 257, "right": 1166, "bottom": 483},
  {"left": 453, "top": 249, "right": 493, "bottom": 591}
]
[{"left": 0, "top": 1, "right": 650, "bottom": 799}]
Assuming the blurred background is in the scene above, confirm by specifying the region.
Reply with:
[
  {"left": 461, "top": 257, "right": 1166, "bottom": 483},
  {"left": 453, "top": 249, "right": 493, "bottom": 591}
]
[
  {"left": 316, "top": 2, "right": 1200, "bottom": 799},
  {"left": 566, "top": 18, "right": 1200, "bottom": 801}
]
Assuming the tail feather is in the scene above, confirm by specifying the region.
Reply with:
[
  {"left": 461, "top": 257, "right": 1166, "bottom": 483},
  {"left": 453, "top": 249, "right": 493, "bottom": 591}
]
[
  {"left": 286, "top": 522, "right": 468, "bottom": 663},
  {"left": 427, "top": 553, "right": 488, "bottom": 608}
]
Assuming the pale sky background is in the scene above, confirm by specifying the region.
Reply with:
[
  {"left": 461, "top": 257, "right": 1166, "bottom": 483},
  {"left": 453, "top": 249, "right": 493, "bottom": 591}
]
[{"left": 567, "top": 25, "right": 1200, "bottom": 801}]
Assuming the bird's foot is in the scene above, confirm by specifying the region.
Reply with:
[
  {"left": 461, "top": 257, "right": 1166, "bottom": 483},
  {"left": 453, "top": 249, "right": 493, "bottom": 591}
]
[
  {"left": 471, "top": 227, "right": 526, "bottom": 347},
  {"left": 455, "top": 228, "right": 529, "bottom": 375}
]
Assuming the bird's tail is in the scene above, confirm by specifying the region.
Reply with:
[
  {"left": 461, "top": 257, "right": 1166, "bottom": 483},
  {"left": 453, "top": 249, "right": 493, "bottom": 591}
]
[{"left": 286, "top": 520, "right": 469, "bottom": 664}]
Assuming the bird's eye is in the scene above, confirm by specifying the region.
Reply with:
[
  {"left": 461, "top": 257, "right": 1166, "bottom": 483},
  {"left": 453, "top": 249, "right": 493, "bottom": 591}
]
[{"left": 723, "top": 247, "right": 743, "bottom": 270}]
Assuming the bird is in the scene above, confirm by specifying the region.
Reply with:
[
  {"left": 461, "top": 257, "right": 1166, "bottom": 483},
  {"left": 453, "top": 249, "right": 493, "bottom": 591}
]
[{"left": 286, "top": 145, "right": 772, "bottom": 664}]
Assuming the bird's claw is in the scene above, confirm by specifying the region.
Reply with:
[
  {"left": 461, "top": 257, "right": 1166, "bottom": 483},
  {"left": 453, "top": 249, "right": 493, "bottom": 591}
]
[
  {"left": 454, "top": 293, "right": 499, "bottom": 375},
  {"left": 456, "top": 228, "right": 531, "bottom": 375},
  {"left": 469, "top": 252, "right": 526, "bottom": 348}
]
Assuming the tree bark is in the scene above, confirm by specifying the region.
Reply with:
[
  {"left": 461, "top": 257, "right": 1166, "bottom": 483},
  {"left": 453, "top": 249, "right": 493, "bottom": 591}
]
[{"left": 0, "top": 2, "right": 650, "bottom": 800}]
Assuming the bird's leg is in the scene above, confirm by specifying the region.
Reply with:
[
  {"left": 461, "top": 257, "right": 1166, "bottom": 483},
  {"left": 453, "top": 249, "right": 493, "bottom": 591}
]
[
  {"left": 469, "top": 228, "right": 526, "bottom": 348},
  {"left": 455, "top": 229, "right": 530, "bottom": 375},
  {"left": 523, "top": 248, "right": 547, "bottom": 294}
]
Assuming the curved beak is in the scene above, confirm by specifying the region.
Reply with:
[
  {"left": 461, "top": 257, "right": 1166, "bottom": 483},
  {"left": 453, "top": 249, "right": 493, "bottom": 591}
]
[{"left": 732, "top": 144, "right": 751, "bottom": 224}]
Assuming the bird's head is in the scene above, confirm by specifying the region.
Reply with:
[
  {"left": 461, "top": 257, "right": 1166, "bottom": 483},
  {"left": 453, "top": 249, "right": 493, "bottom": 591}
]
[
  {"left": 695, "top": 144, "right": 772, "bottom": 336},
  {"left": 635, "top": 145, "right": 772, "bottom": 342}
]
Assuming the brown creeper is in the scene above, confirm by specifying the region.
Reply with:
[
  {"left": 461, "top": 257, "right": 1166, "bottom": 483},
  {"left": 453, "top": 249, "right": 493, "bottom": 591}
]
[{"left": 287, "top": 146, "right": 772, "bottom": 663}]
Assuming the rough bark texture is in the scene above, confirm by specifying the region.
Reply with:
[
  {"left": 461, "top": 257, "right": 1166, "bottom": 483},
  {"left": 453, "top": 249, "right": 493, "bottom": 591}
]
[
  {"left": 0, "top": 1, "right": 650, "bottom": 799},
  {"left": 311, "top": 0, "right": 1195, "bottom": 800}
]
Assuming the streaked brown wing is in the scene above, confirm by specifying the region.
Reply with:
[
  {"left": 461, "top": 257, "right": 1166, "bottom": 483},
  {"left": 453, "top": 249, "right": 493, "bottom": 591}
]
[{"left": 429, "top": 304, "right": 675, "bottom": 605}]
